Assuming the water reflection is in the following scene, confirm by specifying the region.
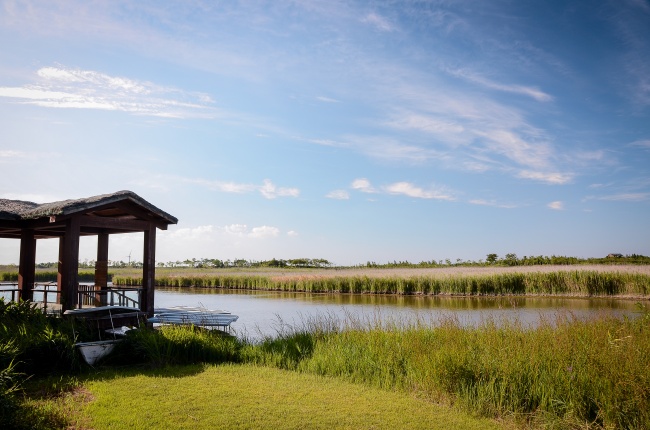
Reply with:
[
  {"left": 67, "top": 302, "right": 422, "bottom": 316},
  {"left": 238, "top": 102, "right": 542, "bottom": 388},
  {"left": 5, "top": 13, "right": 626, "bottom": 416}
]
[{"left": 155, "top": 287, "right": 640, "bottom": 340}]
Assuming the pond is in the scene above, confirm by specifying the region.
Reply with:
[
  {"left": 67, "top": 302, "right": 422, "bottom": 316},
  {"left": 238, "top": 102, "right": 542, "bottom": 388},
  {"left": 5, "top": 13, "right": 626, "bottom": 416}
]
[{"left": 154, "top": 287, "right": 643, "bottom": 340}]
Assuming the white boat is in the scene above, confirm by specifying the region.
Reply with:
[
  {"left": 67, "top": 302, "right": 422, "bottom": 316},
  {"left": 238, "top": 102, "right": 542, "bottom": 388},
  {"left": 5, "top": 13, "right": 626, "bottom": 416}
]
[
  {"left": 149, "top": 306, "right": 239, "bottom": 329},
  {"left": 75, "top": 339, "right": 122, "bottom": 366},
  {"left": 64, "top": 305, "right": 140, "bottom": 365}
]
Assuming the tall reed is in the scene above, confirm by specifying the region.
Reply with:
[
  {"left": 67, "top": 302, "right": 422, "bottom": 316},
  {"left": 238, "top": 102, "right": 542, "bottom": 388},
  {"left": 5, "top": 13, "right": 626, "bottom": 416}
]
[{"left": 113, "top": 271, "right": 650, "bottom": 297}]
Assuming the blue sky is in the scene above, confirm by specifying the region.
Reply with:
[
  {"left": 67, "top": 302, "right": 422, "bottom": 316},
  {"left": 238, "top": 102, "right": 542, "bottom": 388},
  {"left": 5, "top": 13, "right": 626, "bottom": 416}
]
[{"left": 1, "top": 0, "right": 649, "bottom": 265}]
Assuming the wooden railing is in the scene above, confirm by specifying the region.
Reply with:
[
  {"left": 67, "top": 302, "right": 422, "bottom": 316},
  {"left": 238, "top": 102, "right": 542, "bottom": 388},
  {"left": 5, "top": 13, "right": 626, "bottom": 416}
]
[
  {"left": 1, "top": 283, "right": 141, "bottom": 312},
  {"left": 77, "top": 285, "right": 142, "bottom": 309},
  {"left": 1, "top": 282, "right": 61, "bottom": 314}
]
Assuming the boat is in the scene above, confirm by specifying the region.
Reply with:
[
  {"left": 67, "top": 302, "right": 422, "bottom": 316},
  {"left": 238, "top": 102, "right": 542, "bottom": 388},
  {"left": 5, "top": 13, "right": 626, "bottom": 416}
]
[
  {"left": 75, "top": 339, "right": 122, "bottom": 366},
  {"left": 64, "top": 305, "right": 143, "bottom": 365},
  {"left": 148, "top": 306, "right": 239, "bottom": 330}
]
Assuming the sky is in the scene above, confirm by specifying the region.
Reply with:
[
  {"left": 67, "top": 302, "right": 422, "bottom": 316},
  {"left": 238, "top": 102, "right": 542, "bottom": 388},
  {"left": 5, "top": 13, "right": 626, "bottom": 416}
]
[{"left": 1, "top": 0, "right": 649, "bottom": 266}]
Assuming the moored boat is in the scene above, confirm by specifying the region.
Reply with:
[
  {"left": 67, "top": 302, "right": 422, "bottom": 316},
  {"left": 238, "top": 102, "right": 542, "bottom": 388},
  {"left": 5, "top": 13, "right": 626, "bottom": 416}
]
[{"left": 148, "top": 306, "right": 239, "bottom": 329}]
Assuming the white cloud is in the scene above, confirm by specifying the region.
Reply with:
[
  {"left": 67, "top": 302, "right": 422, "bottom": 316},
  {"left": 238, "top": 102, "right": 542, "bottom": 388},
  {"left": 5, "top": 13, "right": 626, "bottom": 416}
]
[
  {"left": 447, "top": 68, "right": 553, "bottom": 102},
  {"left": 326, "top": 190, "right": 350, "bottom": 200},
  {"left": 468, "top": 199, "right": 517, "bottom": 209},
  {"left": 0, "top": 66, "right": 216, "bottom": 119},
  {"left": 249, "top": 226, "right": 280, "bottom": 238},
  {"left": 547, "top": 201, "right": 564, "bottom": 210},
  {"left": 351, "top": 178, "right": 376, "bottom": 193},
  {"left": 362, "top": 12, "right": 395, "bottom": 32},
  {"left": 629, "top": 139, "right": 650, "bottom": 149},
  {"left": 346, "top": 135, "right": 448, "bottom": 163},
  {"left": 287, "top": 230, "right": 299, "bottom": 237},
  {"left": 383, "top": 182, "right": 455, "bottom": 200},
  {"left": 259, "top": 179, "right": 300, "bottom": 199},
  {"left": 182, "top": 177, "right": 299, "bottom": 199},
  {"left": 0, "top": 150, "right": 24, "bottom": 159},
  {"left": 316, "top": 96, "right": 339, "bottom": 103},
  {"left": 593, "top": 193, "right": 650, "bottom": 202},
  {"left": 517, "top": 170, "right": 573, "bottom": 185},
  {"left": 165, "top": 223, "right": 282, "bottom": 240}
]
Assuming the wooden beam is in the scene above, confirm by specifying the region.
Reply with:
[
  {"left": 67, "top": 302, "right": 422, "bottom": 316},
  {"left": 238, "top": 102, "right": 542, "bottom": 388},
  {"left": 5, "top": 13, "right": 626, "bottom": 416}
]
[
  {"left": 18, "top": 229, "right": 36, "bottom": 302},
  {"left": 60, "top": 216, "right": 80, "bottom": 311},
  {"left": 79, "top": 216, "right": 152, "bottom": 231},
  {"left": 141, "top": 224, "right": 156, "bottom": 316}
]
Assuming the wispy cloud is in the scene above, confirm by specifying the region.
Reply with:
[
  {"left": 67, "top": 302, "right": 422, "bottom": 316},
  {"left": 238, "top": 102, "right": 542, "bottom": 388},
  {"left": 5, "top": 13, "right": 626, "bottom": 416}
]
[
  {"left": 149, "top": 175, "right": 300, "bottom": 200},
  {"left": 345, "top": 135, "right": 450, "bottom": 163},
  {"left": 383, "top": 182, "right": 455, "bottom": 200},
  {"left": 589, "top": 193, "right": 650, "bottom": 202},
  {"left": 547, "top": 201, "right": 564, "bottom": 210},
  {"left": 0, "top": 150, "right": 25, "bottom": 159},
  {"left": 0, "top": 66, "right": 216, "bottom": 118},
  {"left": 517, "top": 170, "right": 573, "bottom": 185},
  {"left": 361, "top": 12, "right": 395, "bottom": 32},
  {"left": 350, "top": 178, "right": 455, "bottom": 201},
  {"left": 446, "top": 68, "right": 553, "bottom": 102},
  {"left": 468, "top": 199, "right": 517, "bottom": 209},
  {"left": 629, "top": 139, "right": 650, "bottom": 149},
  {"left": 163, "top": 224, "right": 282, "bottom": 241},
  {"left": 316, "top": 96, "right": 339, "bottom": 103},
  {"left": 326, "top": 190, "right": 350, "bottom": 200},
  {"left": 259, "top": 179, "right": 300, "bottom": 199}
]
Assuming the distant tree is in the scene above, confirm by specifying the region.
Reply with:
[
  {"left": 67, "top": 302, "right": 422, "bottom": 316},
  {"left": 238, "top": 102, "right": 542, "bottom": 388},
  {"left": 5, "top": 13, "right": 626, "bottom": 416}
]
[
  {"left": 486, "top": 254, "right": 498, "bottom": 264},
  {"left": 504, "top": 253, "right": 518, "bottom": 266}
]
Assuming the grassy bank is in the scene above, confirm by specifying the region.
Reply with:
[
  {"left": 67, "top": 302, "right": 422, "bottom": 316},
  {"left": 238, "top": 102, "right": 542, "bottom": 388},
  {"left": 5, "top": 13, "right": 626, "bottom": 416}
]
[
  {"left": 8, "top": 301, "right": 650, "bottom": 429},
  {"left": 249, "top": 310, "right": 650, "bottom": 429},
  {"left": 73, "top": 365, "right": 502, "bottom": 429},
  {"left": 112, "top": 270, "right": 650, "bottom": 297}
]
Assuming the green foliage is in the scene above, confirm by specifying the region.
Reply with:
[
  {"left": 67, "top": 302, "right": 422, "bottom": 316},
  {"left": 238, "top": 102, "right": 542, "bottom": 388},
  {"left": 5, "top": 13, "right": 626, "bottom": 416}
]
[{"left": 0, "top": 299, "right": 77, "bottom": 375}]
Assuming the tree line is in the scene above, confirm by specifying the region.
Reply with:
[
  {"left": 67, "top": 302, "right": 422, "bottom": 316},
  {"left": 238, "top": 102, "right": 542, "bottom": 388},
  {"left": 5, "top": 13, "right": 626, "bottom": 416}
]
[{"left": 362, "top": 253, "right": 650, "bottom": 268}]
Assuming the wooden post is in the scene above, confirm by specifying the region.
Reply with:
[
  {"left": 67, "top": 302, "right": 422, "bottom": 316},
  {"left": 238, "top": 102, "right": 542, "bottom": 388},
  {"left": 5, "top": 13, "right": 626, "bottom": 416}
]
[
  {"left": 60, "top": 216, "right": 80, "bottom": 311},
  {"left": 57, "top": 238, "right": 64, "bottom": 305},
  {"left": 141, "top": 224, "right": 156, "bottom": 316},
  {"left": 95, "top": 232, "right": 109, "bottom": 305},
  {"left": 18, "top": 229, "right": 36, "bottom": 302}
]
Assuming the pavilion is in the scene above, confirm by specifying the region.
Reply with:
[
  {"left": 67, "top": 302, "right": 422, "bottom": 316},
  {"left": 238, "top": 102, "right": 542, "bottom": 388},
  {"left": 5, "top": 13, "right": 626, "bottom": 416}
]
[{"left": 0, "top": 191, "right": 177, "bottom": 315}]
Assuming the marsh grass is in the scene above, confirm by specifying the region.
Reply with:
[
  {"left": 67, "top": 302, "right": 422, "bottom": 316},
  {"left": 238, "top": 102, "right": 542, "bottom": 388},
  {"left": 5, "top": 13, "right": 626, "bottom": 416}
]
[
  {"left": 257, "top": 308, "right": 650, "bottom": 429},
  {"left": 115, "top": 325, "right": 243, "bottom": 367},
  {"left": 113, "top": 270, "right": 650, "bottom": 297}
]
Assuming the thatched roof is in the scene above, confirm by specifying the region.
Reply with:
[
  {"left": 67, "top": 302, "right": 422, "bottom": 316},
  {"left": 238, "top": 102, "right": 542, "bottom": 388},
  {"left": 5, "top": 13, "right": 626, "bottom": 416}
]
[{"left": 0, "top": 191, "right": 177, "bottom": 224}]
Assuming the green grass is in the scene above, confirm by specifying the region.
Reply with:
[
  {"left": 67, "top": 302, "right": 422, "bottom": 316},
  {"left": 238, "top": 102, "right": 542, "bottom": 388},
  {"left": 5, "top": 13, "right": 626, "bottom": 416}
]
[
  {"left": 78, "top": 364, "right": 503, "bottom": 430},
  {"left": 8, "top": 300, "right": 650, "bottom": 429}
]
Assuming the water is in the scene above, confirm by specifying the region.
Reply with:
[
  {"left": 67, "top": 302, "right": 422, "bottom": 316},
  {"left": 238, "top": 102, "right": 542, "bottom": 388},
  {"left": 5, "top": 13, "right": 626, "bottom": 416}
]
[{"left": 154, "top": 287, "right": 642, "bottom": 340}]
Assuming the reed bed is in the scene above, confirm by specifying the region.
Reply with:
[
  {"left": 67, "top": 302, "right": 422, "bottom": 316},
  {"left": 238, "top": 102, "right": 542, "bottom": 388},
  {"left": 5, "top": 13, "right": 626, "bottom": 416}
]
[
  {"left": 113, "top": 270, "right": 650, "bottom": 297},
  {"left": 243, "top": 308, "right": 650, "bottom": 429}
]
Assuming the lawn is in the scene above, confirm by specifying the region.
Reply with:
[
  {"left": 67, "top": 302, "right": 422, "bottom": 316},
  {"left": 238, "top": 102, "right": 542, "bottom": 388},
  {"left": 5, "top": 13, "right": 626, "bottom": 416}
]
[{"left": 70, "top": 364, "right": 505, "bottom": 430}]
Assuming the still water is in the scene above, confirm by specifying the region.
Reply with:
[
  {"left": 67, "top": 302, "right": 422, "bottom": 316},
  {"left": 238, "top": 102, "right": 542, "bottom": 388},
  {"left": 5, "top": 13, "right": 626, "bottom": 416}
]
[{"left": 154, "top": 287, "right": 642, "bottom": 339}]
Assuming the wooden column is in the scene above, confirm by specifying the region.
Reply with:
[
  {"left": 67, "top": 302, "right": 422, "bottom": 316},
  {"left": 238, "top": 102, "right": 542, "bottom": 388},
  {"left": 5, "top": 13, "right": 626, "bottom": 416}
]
[
  {"left": 60, "top": 216, "right": 80, "bottom": 311},
  {"left": 95, "top": 232, "right": 109, "bottom": 305},
  {"left": 18, "top": 229, "right": 36, "bottom": 302},
  {"left": 141, "top": 224, "right": 157, "bottom": 316},
  {"left": 57, "top": 238, "right": 64, "bottom": 305}
]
